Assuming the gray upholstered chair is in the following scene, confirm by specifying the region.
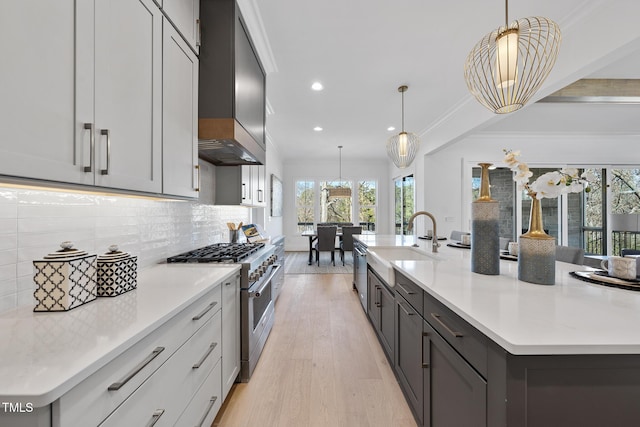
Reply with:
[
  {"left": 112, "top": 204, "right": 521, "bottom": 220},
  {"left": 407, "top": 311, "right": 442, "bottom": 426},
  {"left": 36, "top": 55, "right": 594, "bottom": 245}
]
[
  {"left": 621, "top": 248, "right": 640, "bottom": 257},
  {"left": 555, "top": 245, "right": 585, "bottom": 265},
  {"left": 499, "top": 237, "right": 511, "bottom": 251},
  {"left": 314, "top": 226, "right": 337, "bottom": 266},
  {"left": 339, "top": 226, "right": 362, "bottom": 265},
  {"left": 450, "top": 230, "right": 469, "bottom": 242}
]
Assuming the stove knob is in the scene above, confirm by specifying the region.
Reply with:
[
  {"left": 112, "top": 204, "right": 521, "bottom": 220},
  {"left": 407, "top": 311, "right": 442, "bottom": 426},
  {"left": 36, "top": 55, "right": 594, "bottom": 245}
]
[{"left": 250, "top": 271, "right": 260, "bottom": 281}]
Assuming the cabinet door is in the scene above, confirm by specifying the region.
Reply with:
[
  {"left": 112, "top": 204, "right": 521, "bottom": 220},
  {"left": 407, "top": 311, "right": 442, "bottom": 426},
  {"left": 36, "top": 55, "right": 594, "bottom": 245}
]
[
  {"left": 221, "top": 275, "right": 240, "bottom": 400},
  {"left": 94, "top": 0, "right": 162, "bottom": 193},
  {"left": 367, "top": 270, "right": 380, "bottom": 327},
  {"left": 424, "top": 320, "right": 487, "bottom": 427},
  {"left": 0, "top": 0, "right": 94, "bottom": 185},
  {"left": 378, "top": 283, "right": 395, "bottom": 362},
  {"left": 396, "top": 296, "right": 424, "bottom": 425},
  {"left": 162, "top": 19, "right": 199, "bottom": 198},
  {"left": 241, "top": 165, "right": 253, "bottom": 205},
  {"left": 163, "top": 0, "right": 199, "bottom": 52},
  {"left": 254, "top": 164, "right": 266, "bottom": 206}
]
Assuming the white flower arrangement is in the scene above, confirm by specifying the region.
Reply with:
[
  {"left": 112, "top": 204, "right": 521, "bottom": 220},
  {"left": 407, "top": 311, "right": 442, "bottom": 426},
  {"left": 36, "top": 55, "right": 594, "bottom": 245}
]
[{"left": 503, "top": 149, "right": 594, "bottom": 199}]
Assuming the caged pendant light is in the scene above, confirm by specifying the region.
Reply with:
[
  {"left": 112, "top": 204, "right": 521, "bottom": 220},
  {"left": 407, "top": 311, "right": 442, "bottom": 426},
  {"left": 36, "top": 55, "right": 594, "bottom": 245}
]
[
  {"left": 464, "top": 0, "right": 561, "bottom": 114},
  {"left": 328, "top": 145, "right": 351, "bottom": 198},
  {"left": 387, "top": 85, "right": 420, "bottom": 168}
]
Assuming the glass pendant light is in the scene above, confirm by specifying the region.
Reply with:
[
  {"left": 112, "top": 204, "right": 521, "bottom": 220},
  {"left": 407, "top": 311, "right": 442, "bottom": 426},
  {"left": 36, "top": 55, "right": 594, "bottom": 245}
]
[
  {"left": 387, "top": 85, "right": 420, "bottom": 168},
  {"left": 464, "top": 0, "right": 561, "bottom": 114}
]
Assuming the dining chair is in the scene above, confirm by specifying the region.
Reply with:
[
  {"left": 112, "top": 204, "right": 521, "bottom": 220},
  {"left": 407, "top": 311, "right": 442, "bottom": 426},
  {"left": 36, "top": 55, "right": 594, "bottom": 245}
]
[
  {"left": 450, "top": 230, "right": 469, "bottom": 242},
  {"left": 555, "top": 245, "right": 584, "bottom": 265},
  {"left": 621, "top": 248, "right": 640, "bottom": 257},
  {"left": 314, "top": 226, "right": 338, "bottom": 266},
  {"left": 339, "top": 226, "right": 362, "bottom": 265},
  {"left": 499, "top": 237, "right": 511, "bottom": 251}
]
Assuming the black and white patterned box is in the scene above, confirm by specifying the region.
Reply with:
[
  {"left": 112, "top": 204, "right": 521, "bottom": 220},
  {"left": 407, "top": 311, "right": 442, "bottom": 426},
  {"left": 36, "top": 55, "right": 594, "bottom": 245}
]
[{"left": 96, "top": 246, "right": 137, "bottom": 297}]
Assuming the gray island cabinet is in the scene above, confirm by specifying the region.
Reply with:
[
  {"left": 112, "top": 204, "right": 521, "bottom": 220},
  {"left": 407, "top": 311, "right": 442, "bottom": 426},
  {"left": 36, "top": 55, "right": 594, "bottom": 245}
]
[{"left": 357, "top": 235, "right": 640, "bottom": 427}]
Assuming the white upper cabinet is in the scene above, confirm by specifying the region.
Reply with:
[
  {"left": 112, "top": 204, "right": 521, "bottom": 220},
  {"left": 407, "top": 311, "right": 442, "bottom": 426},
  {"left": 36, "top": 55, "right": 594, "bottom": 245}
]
[
  {"left": 0, "top": 0, "right": 163, "bottom": 194},
  {"left": 0, "top": 0, "right": 93, "bottom": 185},
  {"left": 162, "top": 19, "right": 199, "bottom": 198},
  {"left": 93, "top": 0, "right": 163, "bottom": 193},
  {"left": 163, "top": 0, "right": 200, "bottom": 53}
]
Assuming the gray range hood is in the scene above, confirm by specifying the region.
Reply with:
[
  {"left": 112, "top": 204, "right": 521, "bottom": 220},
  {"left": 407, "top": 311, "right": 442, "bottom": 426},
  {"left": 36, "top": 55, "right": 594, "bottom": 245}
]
[{"left": 198, "top": 0, "right": 266, "bottom": 166}]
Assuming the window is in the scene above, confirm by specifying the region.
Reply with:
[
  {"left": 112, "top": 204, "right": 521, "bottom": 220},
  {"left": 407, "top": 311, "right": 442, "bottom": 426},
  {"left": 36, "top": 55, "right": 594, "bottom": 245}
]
[
  {"left": 320, "top": 180, "right": 353, "bottom": 223},
  {"left": 610, "top": 168, "right": 640, "bottom": 254},
  {"left": 395, "top": 175, "right": 414, "bottom": 235},
  {"left": 295, "top": 180, "right": 314, "bottom": 232},
  {"left": 295, "top": 179, "right": 377, "bottom": 232},
  {"left": 358, "top": 181, "right": 377, "bottom": 231}
]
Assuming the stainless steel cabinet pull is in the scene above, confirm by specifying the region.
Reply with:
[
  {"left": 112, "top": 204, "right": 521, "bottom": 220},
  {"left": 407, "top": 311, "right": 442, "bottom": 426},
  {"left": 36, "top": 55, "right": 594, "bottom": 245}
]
[
  {"left": 422, "top": 331, "right": 430, "bottom": 368},
  {"left": 399, "top": 302, "right": 414, "bottom": 316},
  {"left": 107, "top": 347, "right": 165, "bottom": 391},
  {"left": 374, "top": 285, "right": 381, "bottom": 307},
  {"left": 242, "top": 183, "right": 247, "bottom": 199},
  {"left": 196, "top": 19, "right": 201, "bottom": 47},
  {"left": 146, "top": 409, "right": 165, "bottom": 427},
  {"left": 430, "top": 313, "right": 464, "bottom": 338},
  {"left": 192, "top": 301, "right": 217, "bottom": 321},
  {"left": 100, "top": 129, "right": 111, "bottom": 175},
  {"left": 196, "top": 396, "right": 218, "bottom": 427},
  {"left": 83, "top": 123, "right": 94, "bottom": 172},
  {"left": 396, "top": 283, "right": 416, "bottom": 295},
  {"left": 257, "top": 189, "right": 263, "bottom": 202},
  {"left": 194, "top": 164, "right": 200, "bottom": 192},
  {"left": 192, "top": 342, "right": 217, "bottom": 369}
]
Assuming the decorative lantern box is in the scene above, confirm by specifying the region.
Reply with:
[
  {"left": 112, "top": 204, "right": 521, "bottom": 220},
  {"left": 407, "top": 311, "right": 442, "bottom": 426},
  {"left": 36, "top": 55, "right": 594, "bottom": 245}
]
[
  {"left": 33, "top": 242, "right": 97, "bottom": 312},
  {"left": 96, "top": 245, "right": 137, "bottom": 297}
]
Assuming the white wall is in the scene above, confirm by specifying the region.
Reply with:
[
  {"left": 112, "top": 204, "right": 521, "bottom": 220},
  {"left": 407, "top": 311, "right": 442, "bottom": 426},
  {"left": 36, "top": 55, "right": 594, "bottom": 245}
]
[
  {"left": 283, "top": 158, "right": 390, "bottom": 251},
  {"left": 255, "top": 137, "right": 284, "bottom": 239}
]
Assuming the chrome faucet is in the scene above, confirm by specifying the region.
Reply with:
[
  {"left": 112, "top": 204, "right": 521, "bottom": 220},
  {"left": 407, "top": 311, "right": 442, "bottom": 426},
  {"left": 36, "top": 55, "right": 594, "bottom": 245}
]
[{"left": 407, "top": 211, "right": 439, "bottom": 253}]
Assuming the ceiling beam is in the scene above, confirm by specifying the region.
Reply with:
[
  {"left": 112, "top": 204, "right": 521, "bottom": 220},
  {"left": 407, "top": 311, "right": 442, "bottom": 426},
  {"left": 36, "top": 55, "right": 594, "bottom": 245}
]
[{"left": 539, "top": 79, "right": 640, "bottom": 103}]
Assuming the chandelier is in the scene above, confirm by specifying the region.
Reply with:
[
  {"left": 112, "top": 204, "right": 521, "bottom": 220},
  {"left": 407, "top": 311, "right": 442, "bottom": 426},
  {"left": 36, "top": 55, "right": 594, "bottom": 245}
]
[
  {"left": 387, "top": 85, "right": 420, "bottom": 168},
  {"left": 328, "top": 145, "right": 351, "bottom": 198},
  {"left": 464, "top": 0, "right": 561, "bottom": 114}
]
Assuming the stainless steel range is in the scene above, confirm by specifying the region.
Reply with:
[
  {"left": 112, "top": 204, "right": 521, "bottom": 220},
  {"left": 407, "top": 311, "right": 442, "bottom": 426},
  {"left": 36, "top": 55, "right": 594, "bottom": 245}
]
[{"left": 167, "top": 242, "right": 279, "bottom": 382}]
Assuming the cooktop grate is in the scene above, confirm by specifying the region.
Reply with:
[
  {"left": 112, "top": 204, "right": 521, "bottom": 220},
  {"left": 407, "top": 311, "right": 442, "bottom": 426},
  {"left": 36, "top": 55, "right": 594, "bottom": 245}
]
[{"left": 167, "top": 242, "right": 265, "bottom": 263}]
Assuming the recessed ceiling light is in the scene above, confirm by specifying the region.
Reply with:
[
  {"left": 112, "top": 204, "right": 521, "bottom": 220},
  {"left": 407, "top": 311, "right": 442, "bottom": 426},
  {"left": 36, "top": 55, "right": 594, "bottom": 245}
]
[
  {"left": 387, "top": 126, "right": 395, "bottom": 131},
  {"left": 311, "top": 82, "right": 324, "bottom": 91},
  {"left": 314, "top": 126, "right": 323, "bottom": 131}
]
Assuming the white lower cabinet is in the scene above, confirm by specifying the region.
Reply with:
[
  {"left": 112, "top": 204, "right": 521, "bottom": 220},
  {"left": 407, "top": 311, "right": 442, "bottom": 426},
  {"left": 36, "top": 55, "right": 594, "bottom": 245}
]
[
  {"left": 221, "top": 275, "right": 240, "bottom": 399},
  {"left": 175, "top": 360, "right": 223, "bottom": 427},
  {"left": 99, "top": 311, "right": 221, "bottom": 426},
  {"left": 49, "top": 273, "right": 239, "bottom": 427}
]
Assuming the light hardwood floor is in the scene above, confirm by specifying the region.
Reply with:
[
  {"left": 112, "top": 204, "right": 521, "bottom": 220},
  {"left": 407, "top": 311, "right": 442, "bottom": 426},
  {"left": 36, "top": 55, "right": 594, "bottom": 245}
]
[{"left": 213, "top": 273, "right": 417, "bottom": 427}]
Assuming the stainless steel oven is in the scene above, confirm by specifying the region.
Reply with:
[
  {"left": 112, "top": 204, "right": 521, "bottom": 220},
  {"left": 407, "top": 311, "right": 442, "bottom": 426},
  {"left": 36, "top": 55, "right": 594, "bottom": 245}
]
[{"left": 167, "top": 242, "right": 278, "bottom": 382}]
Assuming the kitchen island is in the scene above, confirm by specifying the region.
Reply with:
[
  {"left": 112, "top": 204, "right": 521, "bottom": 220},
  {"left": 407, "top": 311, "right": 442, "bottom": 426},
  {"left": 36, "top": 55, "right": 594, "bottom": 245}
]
[
  {"left": 356, "top": 234, "right": 640, "bottom": 427},
  {"left": 0, "top": 264, "right": 240, "bottom": 426}
]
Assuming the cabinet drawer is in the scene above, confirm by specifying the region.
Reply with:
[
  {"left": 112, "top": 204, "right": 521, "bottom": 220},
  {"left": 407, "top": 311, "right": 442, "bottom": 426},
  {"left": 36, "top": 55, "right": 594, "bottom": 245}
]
[
  {"left": 99, "top": 310, "right": 221, "bottom": 426},
  {"left": 175, "top": 359, "right": 223, "bottom": 427},
  {"left": 423, "top": 291, "right": 488, "bottom": 377},
  {"left": 56, "top": 284, "right": 222, "bottom": 427},
  {"left": 395, "top": 271, "right": 423, "bottom": 315}
]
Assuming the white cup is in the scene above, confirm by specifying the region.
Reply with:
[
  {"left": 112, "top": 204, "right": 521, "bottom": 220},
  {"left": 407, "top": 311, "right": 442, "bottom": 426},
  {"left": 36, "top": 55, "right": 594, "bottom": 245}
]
[
  {"left": 461, "top": 234, "right": 471, "bottom": 245},
  {"left": 508, "top": 242, "right": 519, "bottom": 256},
  {"left": 601, "top": 256, "right": 636, "bottom": 280},
  {"left": 623, "top": 254, "right": 640, "bottom": 278}
]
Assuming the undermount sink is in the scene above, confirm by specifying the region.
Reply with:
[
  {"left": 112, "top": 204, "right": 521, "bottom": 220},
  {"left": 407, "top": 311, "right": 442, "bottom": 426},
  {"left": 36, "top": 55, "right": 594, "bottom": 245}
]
[{"left": 367, "top": 246, "right": 440, "bottom": 286}]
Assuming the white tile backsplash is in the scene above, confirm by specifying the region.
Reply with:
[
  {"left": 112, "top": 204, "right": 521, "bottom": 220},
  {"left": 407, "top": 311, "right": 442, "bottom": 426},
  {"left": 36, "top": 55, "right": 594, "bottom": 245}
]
[{"left": 0, "top": 185, "right": 251, "bottom": 314}]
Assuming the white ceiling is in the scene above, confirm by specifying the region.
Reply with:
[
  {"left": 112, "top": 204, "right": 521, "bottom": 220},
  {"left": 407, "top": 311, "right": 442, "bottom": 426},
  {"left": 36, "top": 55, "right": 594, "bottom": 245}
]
[{"left": 237, "top": 0, "right": 640, "bottom": 162}]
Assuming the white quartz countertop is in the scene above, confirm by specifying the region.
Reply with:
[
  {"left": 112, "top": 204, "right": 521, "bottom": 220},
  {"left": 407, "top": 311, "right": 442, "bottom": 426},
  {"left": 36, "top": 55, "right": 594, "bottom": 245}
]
[
  {"left": 356, "top": 235, "right": 640, "bottom": 356},
  {"left": 0, "top": 264, "right": 240, "bottom": 407}
]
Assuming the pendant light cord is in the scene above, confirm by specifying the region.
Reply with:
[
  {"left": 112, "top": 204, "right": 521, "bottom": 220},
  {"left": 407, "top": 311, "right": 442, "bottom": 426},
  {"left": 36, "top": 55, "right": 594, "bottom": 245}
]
[
  {"left": 401, "top": 89, "right": 405, "bottom": 133},
  {"left": 505, "top": 0, "right": 508, "bottom": 26}
]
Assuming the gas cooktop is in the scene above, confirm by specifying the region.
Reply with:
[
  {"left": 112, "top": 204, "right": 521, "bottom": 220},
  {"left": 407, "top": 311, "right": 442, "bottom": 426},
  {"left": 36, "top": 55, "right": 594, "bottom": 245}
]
[{"left": 167, "top": 242, "right": 265, "bottom": 263}]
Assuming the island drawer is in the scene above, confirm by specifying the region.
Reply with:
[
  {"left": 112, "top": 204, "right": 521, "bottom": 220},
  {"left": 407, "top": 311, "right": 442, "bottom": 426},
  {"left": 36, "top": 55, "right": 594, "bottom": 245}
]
[
  {"left": 394, "top": 271, "right": 424, "bottom": 315},
  {"left": 423, "top": 291, "right": 488, "bottom": 377}
]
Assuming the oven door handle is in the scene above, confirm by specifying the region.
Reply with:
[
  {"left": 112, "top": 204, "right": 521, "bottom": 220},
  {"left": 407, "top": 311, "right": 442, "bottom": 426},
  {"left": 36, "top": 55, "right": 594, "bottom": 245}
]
[{"left": 250, "top": 264, "right": 282, "bottom": 298}]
